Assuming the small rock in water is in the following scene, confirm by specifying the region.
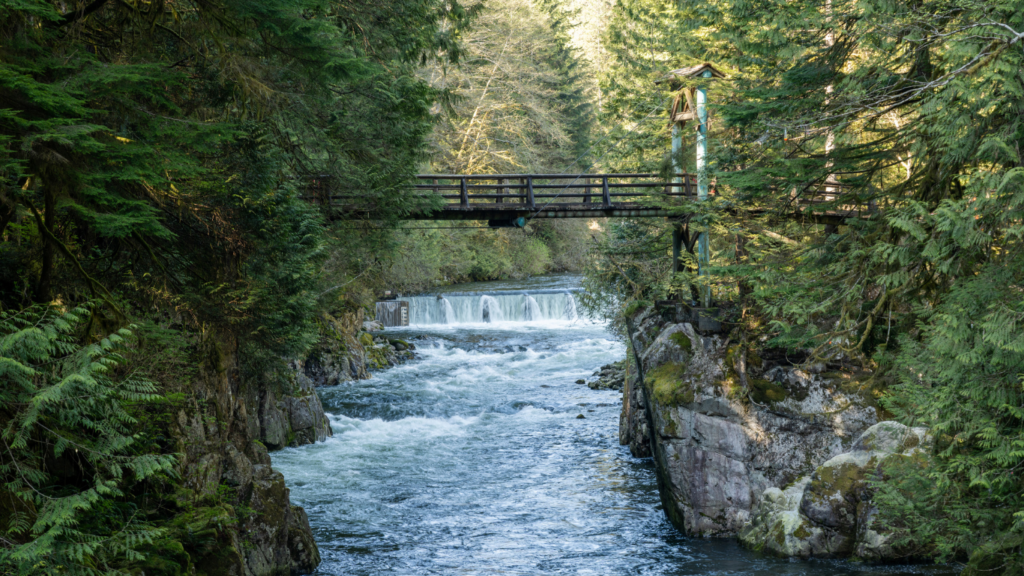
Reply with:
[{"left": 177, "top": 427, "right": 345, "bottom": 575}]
[
  {"left": 576, "top": 414, "right": 586, "bottom": 419},
  {"left": 575, "top": 379, "right": 586, "bottom": 384}
]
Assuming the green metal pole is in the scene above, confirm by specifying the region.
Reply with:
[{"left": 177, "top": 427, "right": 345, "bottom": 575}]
[
  {"left": 672, "top": 124, "right": 682, "bottom": 190},
  {"left": 696, "top": 69, "right": 712, "bottom": 307}
]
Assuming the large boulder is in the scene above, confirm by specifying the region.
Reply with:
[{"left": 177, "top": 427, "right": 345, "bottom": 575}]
[
  {"left": 620, "top": 309, "right": 879, "bottom": 538},
  {"left": 740, "top": 421, "right": 929, "bottom": 559}
]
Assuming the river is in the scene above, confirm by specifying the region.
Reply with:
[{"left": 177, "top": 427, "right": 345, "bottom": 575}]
[{"left": 272, "top": 275, "right": 950, "bottom": 576}]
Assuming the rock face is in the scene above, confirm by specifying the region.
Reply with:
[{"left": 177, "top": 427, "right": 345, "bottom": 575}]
[
  {"left": 173, "top": 331, "right": 322, "bottom": 575},
  {"left": 740, "top": 421, "right": 929, "bottom": 559},
  {"left": 620, "top": 307, "right": 881, "bottom": 542},
  {"left": 165, "top": 309, "right": 415, "bottom": 575},
  {"left": 259, "top": 361, "right": 333, "bottom": 450},
  {"left": 298, "top": 310, "right": 414, "bottom": 387}
]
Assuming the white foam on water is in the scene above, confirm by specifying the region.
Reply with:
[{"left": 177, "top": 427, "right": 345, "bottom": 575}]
[
  {"left": 439, "top": 297, "right": 455, "bottom": 324},
  {"left": 522, "top": 295, "right": 542, "bottom": 321},
  {"left": 406, "top": 292, "right": 592, "bottom": 325}
]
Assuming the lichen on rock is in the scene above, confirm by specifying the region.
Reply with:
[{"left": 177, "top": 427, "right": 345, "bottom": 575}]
[
  {"left": 620, "top": 306, "right": 880, "bottom": 544},
  {"left": 739, "top": 420, "right": 930, "bottom": 560}
]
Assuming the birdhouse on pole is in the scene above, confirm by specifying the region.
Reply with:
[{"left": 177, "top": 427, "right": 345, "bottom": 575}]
[
  {"left": 664, "top": 63, "right": 726, "bottom": 131},
  {"left": 660, "top": 63, "right": 725, "bottom": 307}
]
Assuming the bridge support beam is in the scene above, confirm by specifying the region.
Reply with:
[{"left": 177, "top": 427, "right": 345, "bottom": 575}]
[
  {"left": 672, "top": 226, "right": 682, "bottom": 274},
  {"left": 696, "top": 69, "right": 712, "bottom": 307}
]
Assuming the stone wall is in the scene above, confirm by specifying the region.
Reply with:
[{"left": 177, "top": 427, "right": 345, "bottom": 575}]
[{"left": 620, "top": 306, "right": 915, "bottom": 559}]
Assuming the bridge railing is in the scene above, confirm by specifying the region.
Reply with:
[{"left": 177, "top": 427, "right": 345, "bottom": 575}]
[
  {"left": 412, "top": 173, "right": 700, "bottom": 209},
  {"left": 304, "top": 173, "right": 872, "bottom": 218}
]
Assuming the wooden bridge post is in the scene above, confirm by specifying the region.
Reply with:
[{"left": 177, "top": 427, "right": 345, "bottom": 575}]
[
  {"left": 602, "top": 176, "right": 611, "bottom": 208},
  {"left": 527, "top": 176, "right": 535, "bottom": 209},
  {"left": 672, "top": 226, "right": 682, "bottom": 274},
  {"left": 497, "top": 178, "right": 504, "bottom": 204},
  {"left": 460, "top": 177, "right": 469, "bottom": 208},
  {"left": 584, "top": 178, "right": 591, "bottom": 204}
]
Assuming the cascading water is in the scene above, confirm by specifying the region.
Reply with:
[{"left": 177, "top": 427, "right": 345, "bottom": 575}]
[
  {"left": 522, "top": 294, "right": 541, "bottom": 321},
  {"left": 406, "top": 289, "right": 585, "bottom": 325},
  {"left": 563, "top": 292, "right": 578, "bottom": 321},
  {"left": 272, "top": 275, "right": 940, "bottom": 576},
  {"left": 479, "top": 295, "right": 504, "bottom": 323},
  {"left": 438, "top": 297, "right": 455, "bottom": 324}
]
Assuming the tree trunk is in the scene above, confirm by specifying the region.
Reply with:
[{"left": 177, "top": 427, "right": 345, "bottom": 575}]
[
  {"left": 0, "top": 201, "right": 15, "bottom": 239},
  {"left": 35, "top": 187, "right": 56, "bottom": 302},
  {"left": 736, "top": 232, "right": 752, "bottom": 299}
]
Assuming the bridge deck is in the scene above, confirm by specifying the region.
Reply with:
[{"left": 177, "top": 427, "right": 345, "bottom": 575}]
[{"left": 309, "top": 173, "right": 870, "bottom": 223}]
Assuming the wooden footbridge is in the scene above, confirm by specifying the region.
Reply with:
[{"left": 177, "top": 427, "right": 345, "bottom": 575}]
[
  {"left": 308, "top": 65, "right": 872, "bottom": 228},
  {"left": 307, "top": 173, "right": 868, "bottom": 226}
]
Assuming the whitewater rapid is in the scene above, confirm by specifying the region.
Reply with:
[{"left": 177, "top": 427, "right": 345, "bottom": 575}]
[{"left": 271, "top": 275, "right": 950, "bottom": 576}]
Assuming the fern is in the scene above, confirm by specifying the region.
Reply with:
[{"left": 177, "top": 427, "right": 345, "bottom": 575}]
[{"left": 0, "top": 305, "right": 177, "bottom": 576}]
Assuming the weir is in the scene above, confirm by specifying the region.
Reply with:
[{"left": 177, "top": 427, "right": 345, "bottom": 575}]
[{"left": 404, "top": 290, "right": 582, "bottom": 325}]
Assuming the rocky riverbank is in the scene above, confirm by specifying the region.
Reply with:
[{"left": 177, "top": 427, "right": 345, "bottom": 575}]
[
  {"left": 620, "top": 305, "right": 922, "bottom": 560},
  {"left": 167, "top": 308, "right": 414, "bottom": 576}
]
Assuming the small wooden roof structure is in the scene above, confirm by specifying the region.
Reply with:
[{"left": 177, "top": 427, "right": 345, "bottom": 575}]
[
  {"left": 659, "top": 63, "right": 727, "bottom": 126},
  {"left": 658, "top": 63, "right": 727, "bottom": 87}
]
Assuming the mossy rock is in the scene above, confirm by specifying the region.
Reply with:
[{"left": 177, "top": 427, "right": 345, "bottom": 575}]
[
  {"left": 659, "top": 406, "right": 679, "bottom": 436},
  {"left": 669, "top": 331, "right": 693, "bottom": 352},
  {"left": 751, "top": 378, "right": 788, "bottom": 404},
  {"left": 801, "top": 453, "right": 877, "bottom": 533},
  {"left": 648, "top": 362, "right": 694, "bottom": 406},
  {"left": 358, "top": 331, "right": 374, "bottom": 348},
  {"left": 717, "top": 375, "right": 745, "bottom": 401}
]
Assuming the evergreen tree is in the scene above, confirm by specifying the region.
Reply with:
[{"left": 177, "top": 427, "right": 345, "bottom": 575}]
[{"left": 589, "top": 0, "right": 1024, "bottom": 570}]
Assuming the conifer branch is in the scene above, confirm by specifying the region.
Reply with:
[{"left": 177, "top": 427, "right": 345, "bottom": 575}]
[{"left": 25, "top": 202, "right": 124, "bottom": 319}]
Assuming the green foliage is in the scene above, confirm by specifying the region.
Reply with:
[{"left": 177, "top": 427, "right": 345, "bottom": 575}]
[
  {"left": 0, "top": 305, "right": 176, "bottom": 575},
  {"left": 586, "top": 0, "right": 1024, "bottom": 568},
  {"left": 872, "top": 258, "right": 1024, "bottom": 570}
]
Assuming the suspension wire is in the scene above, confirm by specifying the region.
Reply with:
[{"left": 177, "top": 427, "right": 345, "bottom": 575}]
[{"left": 524, "top": 101, "right": 667, "bottom": 225}]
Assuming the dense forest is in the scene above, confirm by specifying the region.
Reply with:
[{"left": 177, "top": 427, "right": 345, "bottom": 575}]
[
  {"left": 1, "top": 0, "right": 1022, "bottom": 574},
  {"left": 581, "top": 0, "right": 1024, "bottom": 573}
]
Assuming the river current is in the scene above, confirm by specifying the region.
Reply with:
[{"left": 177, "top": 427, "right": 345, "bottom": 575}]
[{"left": 272, "top": 275, "right": 949, "bottom": 576}]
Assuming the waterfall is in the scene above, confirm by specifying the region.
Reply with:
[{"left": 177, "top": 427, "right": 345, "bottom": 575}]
[
  {"left": 480, "top": 295, "right": 504, "bottom": 323},
  {"left": 563, "top": 292, "right": 578, "bottom": 321},
  {"left": 439, "top": 297, "right": 455, "bottom": 324},
  {"left": 522, "top": 295, "right": 541, "bottom": 321},
  {"left": 403, "top": 290, "right": 589, "bottom": 325}
]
